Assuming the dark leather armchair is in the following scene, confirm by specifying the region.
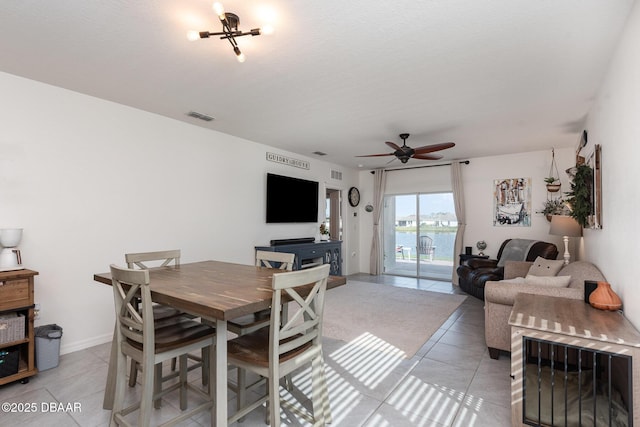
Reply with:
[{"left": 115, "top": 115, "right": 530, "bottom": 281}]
[{"left": 457, "top": 239, "right": 559, "bottom": 300}]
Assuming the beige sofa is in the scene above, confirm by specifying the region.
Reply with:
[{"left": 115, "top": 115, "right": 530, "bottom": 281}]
[{"left": 484, "top": 260, "right": 606, "bottom": 359}]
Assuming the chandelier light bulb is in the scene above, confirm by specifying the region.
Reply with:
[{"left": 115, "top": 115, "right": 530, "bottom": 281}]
[
  {"left": 213, "top": 2, "right": 225, "bottom": 17},
  {"left": 186, "top": 30, "right": 200, "bottom": 41},
  {"left": 236, "top": 50, "right": 246, "bottom": 63},
  {"left": 260, "top": 25, "right": 274, "bottom": 35}
]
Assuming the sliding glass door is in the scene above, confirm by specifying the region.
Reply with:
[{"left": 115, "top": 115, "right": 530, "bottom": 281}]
[{"left": 383, "top": 193, "right": 457, "bottom": 280}]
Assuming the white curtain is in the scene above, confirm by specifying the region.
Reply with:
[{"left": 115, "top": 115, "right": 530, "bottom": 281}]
[
  {"left": 451, "top": 162, "right": 466, "bottom": 284},
  {"left": 369, "top": 169, "right": 387, "bottom": 275}
]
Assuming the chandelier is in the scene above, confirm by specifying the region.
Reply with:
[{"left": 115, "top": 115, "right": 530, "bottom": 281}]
[{"left": 187, "top": 2, "right": 273, "bottom": 63}]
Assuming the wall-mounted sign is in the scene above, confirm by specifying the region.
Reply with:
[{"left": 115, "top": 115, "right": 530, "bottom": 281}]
[{"left": 266, "top": 152, "right": 310, "bottom": 170}]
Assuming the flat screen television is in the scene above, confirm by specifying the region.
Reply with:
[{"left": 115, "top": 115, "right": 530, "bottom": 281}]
[{"left": 266, "top": 173, "right": 319, "bottom": 223}]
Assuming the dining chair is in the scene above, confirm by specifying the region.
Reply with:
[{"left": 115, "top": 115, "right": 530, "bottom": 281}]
[
  {"left": 125, "top": 250, "right": 208, "bottom": 389},
  {"left": 109, "top": 265, "right": 215, "bottom": 427},
  {"left": 227, "top": 263, "right": 331, "bottom": 427},
  {"left": 227, "top": 250, "right": 296, "bottom": 336},
  {"left": 227, "top": 250, "right": 296, "bottom": 418}
]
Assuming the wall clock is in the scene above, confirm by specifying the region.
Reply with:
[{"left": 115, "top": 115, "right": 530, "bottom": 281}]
[{"left": 348, "top": 187, "right": 360, "bottom": 207}]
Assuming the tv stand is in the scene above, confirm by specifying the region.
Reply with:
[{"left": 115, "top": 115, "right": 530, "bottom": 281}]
[{"left": 255, "top": 240, "right": 342, "bottom": 276}]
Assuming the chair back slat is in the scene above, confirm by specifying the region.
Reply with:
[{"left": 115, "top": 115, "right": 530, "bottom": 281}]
[
  {"left": 269, "top": 264, "right": 329, "bottom": 358},
  {"left": 125, "top": 249, "right": 181, "bottom": 270},
  {"left": 111, "top": 265, "right": 153, "bottom": 347},
  {"left": 256, "top": 250, "right": 295, "bottom": 271}
]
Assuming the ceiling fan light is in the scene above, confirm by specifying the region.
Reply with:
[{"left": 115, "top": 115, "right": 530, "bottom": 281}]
[
  {"left": 260, "top": 25, "right": 274, "bottom": 35},
  {"left": 213, "top": 2, "right": 225, "bottom": 17},
  {"left": 234, "top": 47, "right": 246, "bottom": 62}
]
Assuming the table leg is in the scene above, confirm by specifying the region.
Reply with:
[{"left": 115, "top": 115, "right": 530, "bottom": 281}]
[
  {"left": 213, "top": 319, "right": 228, "bottom": 426},
  {"left": 103, "top": 324, "right": 117, "bottom": 410}
]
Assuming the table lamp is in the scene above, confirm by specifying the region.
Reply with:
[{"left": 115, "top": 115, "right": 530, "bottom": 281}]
[{"left": 549, "top": 215, "right": 582, "bottom": 265}]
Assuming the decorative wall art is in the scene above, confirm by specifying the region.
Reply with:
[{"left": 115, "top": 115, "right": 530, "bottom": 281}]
[{"left": 493, "top": 178, "right": 531, "bottom": 226}]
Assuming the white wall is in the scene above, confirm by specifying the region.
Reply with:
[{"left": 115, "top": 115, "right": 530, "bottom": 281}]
[
  {"left": 583, "top": 1, "right": 640, "bottom": 327},
  {"left": 358, "top": 147, "right": 576, "bottom": 273},
  {"left": 460, "top": 148, "right": 576, "bottom": 258},
  {"left": 0, "top": 72, "right": 359, "bottom": 354}
]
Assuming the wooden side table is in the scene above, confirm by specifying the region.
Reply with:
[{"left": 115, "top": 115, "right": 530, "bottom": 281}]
[{"left": 509, "top": 293, "right": 640, "bottom": 426}]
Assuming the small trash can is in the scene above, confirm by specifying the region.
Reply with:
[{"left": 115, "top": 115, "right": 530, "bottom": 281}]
[{"left": 35, "top": 324, "right": 63, "bottom": 371}]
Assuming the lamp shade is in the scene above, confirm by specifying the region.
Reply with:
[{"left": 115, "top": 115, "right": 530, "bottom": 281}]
[{"left": 549, "top": 215, "right": 582, "bottom": 237}]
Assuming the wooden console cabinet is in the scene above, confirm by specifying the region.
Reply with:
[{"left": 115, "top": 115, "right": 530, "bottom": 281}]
[
  {"left": 0, "top": 269, "right": 38, "bottom": 385},
  {"left": 255, "top": 240, "right": 342, "bottom": 276}
]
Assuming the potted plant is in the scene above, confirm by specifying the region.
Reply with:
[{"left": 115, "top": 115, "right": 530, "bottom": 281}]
[
  {"left": 545, "top": 148, "right": 561, "bottom": 192},
  {"left": 565, "top": 163, "right": 593, "bottom": 227},
  {"left": 319, "top": 223, "right": 330, "bottom": 240},
  {"left": 537, "top": 198, "right": 568, "bottom": 222},
  {"left": 544, "top": 176, "right": 561, "bottom": 192}
]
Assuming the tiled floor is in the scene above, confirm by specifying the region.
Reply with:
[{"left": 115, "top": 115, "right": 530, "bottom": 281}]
[{"left": 0, "top": 274, "right": 512, "bottom": 426}]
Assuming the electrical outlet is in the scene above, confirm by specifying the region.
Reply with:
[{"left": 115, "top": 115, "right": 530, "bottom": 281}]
[{"left": 34, "top": 303, "right": 41, "bottom": 319}]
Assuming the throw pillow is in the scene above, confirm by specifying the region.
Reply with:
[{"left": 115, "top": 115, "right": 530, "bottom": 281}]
[
  {"left": 527, "top": 256, "right": 564, "bottom": 277},
  {"left": 524, "top": 274, "right": 572, "bottom": 288}
]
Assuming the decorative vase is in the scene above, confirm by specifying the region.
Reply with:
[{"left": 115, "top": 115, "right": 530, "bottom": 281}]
[
  {"left": 320, "top": 234, "right": 329, "bottom": 241},
  {"left": 589, "top": 281, "right": 622, "bottom": 311}
]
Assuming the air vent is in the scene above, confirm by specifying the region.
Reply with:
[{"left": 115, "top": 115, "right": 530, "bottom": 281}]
[
  {"left": 312, "top": 151, "right": 327, "bottom": 156},
  {"left": 186, "top": 111, "right": 214, "bottom": 122},
  {"left": 331, "top": 170, "right": 343, "bottom": 180}
]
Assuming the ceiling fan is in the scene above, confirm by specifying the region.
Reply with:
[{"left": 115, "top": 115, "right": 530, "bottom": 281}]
[{"left": 357, "top": 133, "right": 455, "bottom": 164}]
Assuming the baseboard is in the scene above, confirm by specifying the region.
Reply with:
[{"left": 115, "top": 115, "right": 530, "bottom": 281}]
[{"left": 60, "top": 331, "right": 112, "bottom": 356}]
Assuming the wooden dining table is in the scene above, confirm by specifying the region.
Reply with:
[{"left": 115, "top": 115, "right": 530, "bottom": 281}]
[{"left": 93, "top": 259, "right": 346, "bottom": 426}]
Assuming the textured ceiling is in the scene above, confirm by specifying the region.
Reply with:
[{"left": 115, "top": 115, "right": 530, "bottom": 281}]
[{"left": 0, "top": 1, "right": 634, "bottom": 169}]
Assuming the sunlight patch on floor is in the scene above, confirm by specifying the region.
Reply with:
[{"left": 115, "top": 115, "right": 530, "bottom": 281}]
[
  {"left": 329, "top": 332, "right": 405, "bottom": 388},
  {"left": 385, "top": 375, "right": 474, "bottom": 426}
]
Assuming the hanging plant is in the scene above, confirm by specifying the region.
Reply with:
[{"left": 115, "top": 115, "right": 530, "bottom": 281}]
[
  {"left": 545, "top": 148, "right": 561, "bottom": 192},
  {"left": 565, "top": 164, "right": 593, "bottom": 227},
  {"left": 537, "top": 197, "right": 569, "bottom": 222}
]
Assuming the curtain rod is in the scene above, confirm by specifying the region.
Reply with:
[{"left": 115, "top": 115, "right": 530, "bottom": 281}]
[{"left": 370, "top": 160, "right": 470, "bottom": 173}]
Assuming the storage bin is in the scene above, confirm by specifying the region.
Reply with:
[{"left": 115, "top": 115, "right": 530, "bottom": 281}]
[
  {"left": 0, "top": 313, "right": 25, "bottom": 344},
  {"left": 0, "top": 347, "right": 20, "bottom": 378},
  {"left": 35, "top": 324, "right": 63, "bottom": 371}
]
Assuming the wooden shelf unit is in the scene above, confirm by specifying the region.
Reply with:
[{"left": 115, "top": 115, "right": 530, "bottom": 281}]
[{"left": 0, "top": 269, "right": 38, "bottom": 385}]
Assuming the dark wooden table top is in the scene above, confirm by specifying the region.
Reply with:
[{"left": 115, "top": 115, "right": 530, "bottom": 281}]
[{"left": 94, "top": 260, "right": 346, "bottom": 321}]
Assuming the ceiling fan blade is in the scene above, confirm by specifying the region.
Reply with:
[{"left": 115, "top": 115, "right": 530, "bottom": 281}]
[
  {"left": 412, "top": 142, "right": 455, "bottom": 155},
  {"left": 412, "top": 153, "right": 443, "bottom": 160},
  {"left": 355, "top": 153, "right": 395, "bottom": 157},
  {"left": 385, "top": 141, "right": 402, "bottom": 151}
]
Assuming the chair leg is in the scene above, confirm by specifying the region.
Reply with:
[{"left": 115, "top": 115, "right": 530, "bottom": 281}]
[
  {"left": 153, "top": 363, "right": 163, "bottom": 409},
  {"left": 236, "top": 367, "right": 246, "bottom": 422},
  {"left": 268, "top": 376, "right": 280, "bottom": 427},
  {"left": 201, "top": 348, "right": 208, "bottom": 386},
  {"left": 320, "top": 360, "right": 332, "bottom": 423},
  {"left": 128, "top": 359, "right": 138, "bottom": 387},
  {"left": 110, "top": 348, "right": 128, "bottom": 427},
  {"left": 139, "top": 355, "right": 155, "bottom": 427},
  {"left": 310, "top": 356, "right": 325, "bottom": 425},
  {"left": 180, "top": 354, "right": 188, "bottom": 410}
]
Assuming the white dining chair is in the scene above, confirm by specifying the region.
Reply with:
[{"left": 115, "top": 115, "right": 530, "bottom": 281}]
[
  {"left": 227, "top": 250, "right": 296, "bottom": 336},
  {"left": 227, "top": 264, "right": 331, "bottom": 427},
  {"left": 125, "top": 250, "right": 208, "bottom": 390},
  {"left": 109, "top": 264, "right": 216, "bottom": 427}
]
